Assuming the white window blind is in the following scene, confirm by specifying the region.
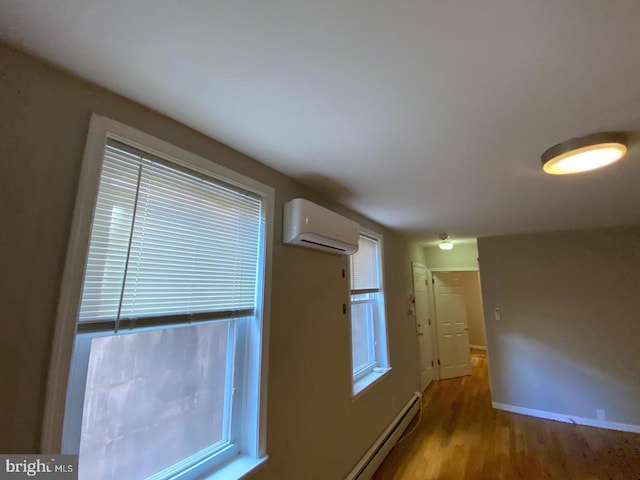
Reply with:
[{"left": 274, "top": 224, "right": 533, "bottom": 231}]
[
  {"left": 78, "top": 141, "right": 263, "bottom": 331},
  {"left": 350, "top": 235, "right": 380, "bottom": 292}
]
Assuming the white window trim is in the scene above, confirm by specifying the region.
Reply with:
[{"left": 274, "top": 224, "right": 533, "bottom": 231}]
[
  {"left": 352, "top": 368, "right": 391, "bottom": 400},
  {"left": 349, "top": 228, "right": 391, "bottom": 399},
  {"left": 41, "top": 114, "right": 274, "bottom": 477}
]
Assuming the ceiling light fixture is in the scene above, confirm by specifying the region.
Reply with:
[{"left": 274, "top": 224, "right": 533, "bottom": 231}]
[
  {"left": 438, "top": 233, "right": 453, "bottom": 250},
  {"left": 541, "top": 132, "right": 628, "bottom": 175}
]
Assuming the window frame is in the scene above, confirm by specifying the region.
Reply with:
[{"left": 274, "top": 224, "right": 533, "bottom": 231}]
[
  {"left": 349, "top": 230, "right": 391, "bottom": 398},
  {"left": 41, "top": 114, "right": 274, "bottom": 479}
]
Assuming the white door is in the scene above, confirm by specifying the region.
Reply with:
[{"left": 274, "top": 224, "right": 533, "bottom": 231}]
[
  {"left": 412, "top": 263, "right": 434, "bottom": 390},
  {"left": 433, "top": 272, "right": 471, "bottom": 379}
]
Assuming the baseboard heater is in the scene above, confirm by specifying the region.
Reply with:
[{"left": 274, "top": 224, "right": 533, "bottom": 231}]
[{"left": 344, "top": 392, "right": 422, "bottom": 480}]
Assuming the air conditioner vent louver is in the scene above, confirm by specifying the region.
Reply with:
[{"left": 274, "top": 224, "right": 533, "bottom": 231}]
[
  {"left": 282, "top": 198, "right": 359, "bottom": 255},
  {"left": 300, "top": 239, "right": 348, "bottom": 252}
]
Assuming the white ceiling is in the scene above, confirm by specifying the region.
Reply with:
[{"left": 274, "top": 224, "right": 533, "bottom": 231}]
[{"left": 2, "top": 1, "right": 640, "bottom": 243}]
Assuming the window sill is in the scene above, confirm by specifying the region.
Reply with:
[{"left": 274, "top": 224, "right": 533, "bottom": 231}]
[
  {"left": 200, "top": 454, "right": 268, "bottom": 480},
  {"left": 352, "top": 367, "right": 392, "bottom": 400}
]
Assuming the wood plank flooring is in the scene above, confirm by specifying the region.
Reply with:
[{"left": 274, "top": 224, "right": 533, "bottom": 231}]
[{"left": 373, "top": 350, "right": 640, "bottom": 480}]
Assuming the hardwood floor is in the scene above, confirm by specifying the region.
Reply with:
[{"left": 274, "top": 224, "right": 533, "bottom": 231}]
[{"left": 373, "top": 350, "right": 640, "bottom": 480}]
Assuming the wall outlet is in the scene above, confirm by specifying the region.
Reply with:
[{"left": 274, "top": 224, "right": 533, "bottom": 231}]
[
  {"left": 494, "top": 307, "right": 501, "bottom": 321},
  {"left": 597, "top": 409, "right": 606, "bottom": 421}
]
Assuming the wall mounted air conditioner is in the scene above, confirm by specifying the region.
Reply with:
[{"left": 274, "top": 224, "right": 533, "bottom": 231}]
[{"left": 283, "top": 198, "right": 360, "bottom": 255}]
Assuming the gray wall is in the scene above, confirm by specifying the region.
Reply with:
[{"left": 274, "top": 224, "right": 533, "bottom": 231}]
[
  {"left": 478, "top": 227, "right": 640, "bottom": 426},
  {"left": 0, "top": 44, "right": 425, "bottom": 479}
]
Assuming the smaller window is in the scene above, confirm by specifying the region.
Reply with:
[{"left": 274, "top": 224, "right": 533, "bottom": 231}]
[{"left": 350, "top": 233, "right": 390, "bottom": 396}]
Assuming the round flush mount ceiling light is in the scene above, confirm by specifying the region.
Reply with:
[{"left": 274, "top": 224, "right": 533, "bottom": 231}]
[
  {"left": 438, "top": 233, "right": 453, "bottom": 250},
  {"left": 541, "top": 132, "right": 628, "bottom": 175}
]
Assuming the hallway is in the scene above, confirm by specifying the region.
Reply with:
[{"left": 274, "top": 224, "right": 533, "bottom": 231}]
[{"left": 373, "top": 351, "right": 640, "bottom": 479}]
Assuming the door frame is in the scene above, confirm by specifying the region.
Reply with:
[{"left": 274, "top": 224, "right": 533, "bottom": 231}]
[
  {"left": 411, "top": 262, "right": 435, "bottom": 391},
  {"left": 428, "top": 266, "right": 480, "bottom": 380}
]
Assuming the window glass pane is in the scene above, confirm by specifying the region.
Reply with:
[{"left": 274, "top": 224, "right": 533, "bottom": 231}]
[
  {"left": 78, "top": 321, "right": 233, "bottom": 480},
  {"left": 351, "top": 294, "right": 375, "bottom": 373},
  {"left": 350, "top": 235, "right": 379, "bottom": 291}
]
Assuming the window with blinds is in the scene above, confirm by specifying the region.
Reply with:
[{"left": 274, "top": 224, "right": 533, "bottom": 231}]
[
  {"left": 349, "top": 233, "right": 390, "bottom": 395},
  {"left": 351, "top": 234, "right": 380, "bottom": 294},
  {"left": 62, "top": 128, "right": 269, "bottom": 480},
  {"left": 78, "top": 141, "right": 263, "bottom": 332}
]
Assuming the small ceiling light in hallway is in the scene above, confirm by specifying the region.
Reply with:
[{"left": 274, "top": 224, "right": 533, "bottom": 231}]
[
  {"left": 438, "top": 234, "right": 453, "bottom": 250},
  {"left": 541, "top": 132, "right": 628, "bottom": 175}
]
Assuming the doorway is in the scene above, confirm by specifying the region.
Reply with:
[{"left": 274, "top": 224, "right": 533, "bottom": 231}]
[{"left": 430, "top": 269, "right": 486, "bottom": 380}]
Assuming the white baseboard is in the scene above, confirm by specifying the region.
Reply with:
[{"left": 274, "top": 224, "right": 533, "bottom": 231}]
[
  {"left": 492, "top": 402, "right": 640, "bottom": 434},
  {"left": 469, "top": 345, "right": 486, "bottom": 350},
  {"left": 345, "top": 392, "right": 421, "bottom": 480}
]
